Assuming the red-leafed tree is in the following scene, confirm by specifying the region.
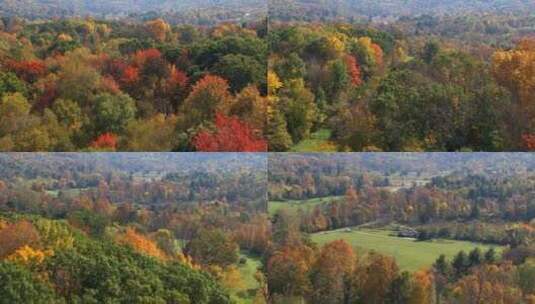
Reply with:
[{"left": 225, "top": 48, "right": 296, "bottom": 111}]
[
  {"left": 103, "top": 58, "right": 128, "bottom": 81},
  {"left": 166, "top": 65, "right": 188, "bottom": 89},
  {"left": 35, "top": 80, "right": 58, "bottom": 111},
  {"left": 132, "top": 48, "right": 163, "bottom": 68},
  {"left": 163, "top": 65, "right": 189, "bottom": 111},
  {"left": 131, "top": 48, "right": 168, "bottom": 82},
  {"left": 344, "top": 55, "right": 363, "bottom": 86},
  {"left": 6, "top": 59, "right": 47, "bottom": 82},
  {"left": 91, "top": 133, "right": 118, "bottom": 150},
  {"left": 121, "top": 66, "right": 140, "bottom": 85},
  {"left": 522, "top": 134, "right": 535, "bottom": 151},
  {"left": 193, "top": 112, "right": 267, "bottom": 152}
]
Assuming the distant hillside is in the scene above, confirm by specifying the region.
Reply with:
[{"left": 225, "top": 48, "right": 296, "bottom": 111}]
[
  {"left": 0, "top": 153, "right": 267, "bottom": 179},
  {"left": 268, "top": 153, "right": 535, "bottom": 178},
  {"left": 270, "top": 0, "right": 535, "bottom": 21},
  {"left": 0, "top": 0, "right": 266, "bottom": 22}
]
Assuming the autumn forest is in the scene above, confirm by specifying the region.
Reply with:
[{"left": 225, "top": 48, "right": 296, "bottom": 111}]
[
  {"left": 0, "top": 0, "right": 532, "bottom": 151},
  {"left": 1, "top": 153, "right": 534, "bottom": 304},
  {"left": 1, "top": 0, "right": 535, "bottom": 304}
]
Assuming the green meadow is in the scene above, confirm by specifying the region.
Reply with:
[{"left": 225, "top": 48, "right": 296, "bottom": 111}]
[
  {"left": 268, "top": 196, "right": 344, "bottom": 216},
  {"left": 311, "top": 228, "right": 504, "bottom": 272},
  {"left": 232, "top": 254, "right": 262, "bottom": 304},
  {"left": 290, "top": 129, "right": 338, "bottom": 152}
]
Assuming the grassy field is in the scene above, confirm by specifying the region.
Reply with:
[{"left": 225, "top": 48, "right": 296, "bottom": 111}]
[
  {"left": 290, "top": 129, "right": 338, "bottom": 152},
  {"left": 268, "top": 196, "right": 344, "bottom": 216},
  {"left": 232, "top": 253, "right": 262, "bottom": 304},
  {"left": 45, "top": 188, "right": 91, "bottom": 198},
  {"left": 311, "top": 228, "right": 504, "bottom": 272}
]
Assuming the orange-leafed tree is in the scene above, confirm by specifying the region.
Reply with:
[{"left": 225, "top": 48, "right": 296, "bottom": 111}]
[
  {"left": 355, "top": 252, "right": 400, "bottom": 304},
  {"left": 522, "top": 134, "right": 535, "bottom": 151},
  {"left": 345, "top": 55, "right": 363, "bottom": 86},
  {"left": 166, "top": 65, "right": 188, "bottom": 89},
  {"left": 371, "top": 43, "right": 384, "bottom": 67},
  {"left": 451, "top": 263, "right": 523, "bottom": 304},
  {"left": 90, "top": 133, "right": 118, "bottom": 151},
  {"left": 182, "top": 74, "right": 233, "bottom": 128},
  {"left": 193, "top": 112, "right": 267, "bottom": 152},
  {"left": 409, "top": 270, "right": 434, "bottom": 304},
  {"left": 493, "top": 38, "right": 535, "bottom": 144},
  {"left": 493, "top": 38, "right": 535, "bottom": 106},
  {"left": 132, "top": 48, "right": 163, "bottom": 68},
  {"left": 310, "top": 240, "right": 356, "bottom": 304},
  {"left": 100, "top": 75, "right": 121, "bottom": 94},
  {"left": 0, "top": 220, "right": 41, "bottom": 258},
  {"left": 267, "top": 245, "right": 315, "bottom": 298},
  {"left": 115, "top": 227, "right": 166, "bottom": 260},
  {"left": 234, "top": 214, "right": 271, "bottom": 254}
]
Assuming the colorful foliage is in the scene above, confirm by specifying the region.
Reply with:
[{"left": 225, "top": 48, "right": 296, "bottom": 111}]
[
  {"left": 193, "top": 112, "right": 267, "bottom": 152},
  {"left": 90, "top": 133, "right": 118, "bottom": 150}
]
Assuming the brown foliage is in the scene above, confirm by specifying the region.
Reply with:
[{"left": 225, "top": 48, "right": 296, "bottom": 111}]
[{"left": 0, "top": 220, "right": 41, "bottom": 258}]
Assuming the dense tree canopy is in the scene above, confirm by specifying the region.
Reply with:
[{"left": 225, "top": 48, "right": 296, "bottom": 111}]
[
  {"left": 0, "top": 17, "right": 267, "bottom": 151},
  {"left": 267, "top": 20, "right": 534, "bottom": 151}
]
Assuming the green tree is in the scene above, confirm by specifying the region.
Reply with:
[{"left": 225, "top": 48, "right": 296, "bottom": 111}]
[
  {"left": 422, "top": 41, "right": 440, "bottom": 64},
  {"left": 0, "top": 261, "right": 58, "bottom": 304},
  {"left": 0, "top": 93, "right": 32, "bottom": 137},
  {"left": 274, "top": 52, "right": 306, "bottom": 81},
  {"left": 52, "top": 99, "right": 84, "bottom": 130},
  {"left": 468, "top": 248, "right": 482, "bottom": 267},
  {"left": 386, "top": 271, "right": 412, "bottom": 304},
  {"left": 56, "top": 49, "right": 101, "bottom": 107},
  {"left": 121, "top": 114, "right": 178, "bottom": 151},
  {"left": 267, "top": 108, "right": 293, "bottom": 151},
  {"left": 231, "top": 86, "right": 267, "bottom": 132},
  {"left": 0, "top": 93, "right": 55, "bottom": 151},
  {"left": 0, "top": 72, "right": 28, "bottom": 97},
  {"left": 279, "top": 79, "right": 317, "bottom": 143},
  {"left": 484, "top": 248, "right": 497, "bottom": 263},
  {"left": 185, "top": 229, "right": 239, "bottom": 268},
  {"left": 452, "top": 250, "right": 469, "bottom": 278},
  {"left": 214, "top": 54, "right": 265, "bottom": 93},
  {"left": 518, "top": 260, "right": 535, "bottom": 295},
  {"left": 326, "top": 59, "right": 349, "bottom": 100},
  {"left": 92, "top": 93, "right": 136, "bottom": 135}
]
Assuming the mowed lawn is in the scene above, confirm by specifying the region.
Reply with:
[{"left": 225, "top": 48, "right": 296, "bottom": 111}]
[
  {"left": 311, "top": 228, "right": 504, "bottom": 272},
  {"left": 268, "top": 196, "right": 344, "bottom": 216},
  {"left": 290, "top": 129, "right": 338, "bottom": 152}
]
